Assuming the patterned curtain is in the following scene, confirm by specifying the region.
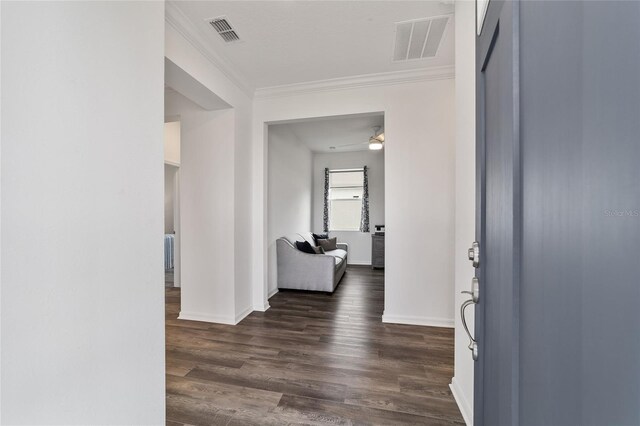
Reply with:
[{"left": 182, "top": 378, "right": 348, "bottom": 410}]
[
  {"left": 323, "top": 168, "right": 330, "bottom": 232},
  {"left": 360, "top": 166, "right": 370, "bottom": 232}
]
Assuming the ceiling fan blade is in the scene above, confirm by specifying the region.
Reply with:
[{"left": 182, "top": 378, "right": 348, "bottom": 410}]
[
  {"left": 329, "top": 141, "right": 368, "bottom": 150},
  {"left": 372, "top": 132, "right": 385, "bottom": 142}
]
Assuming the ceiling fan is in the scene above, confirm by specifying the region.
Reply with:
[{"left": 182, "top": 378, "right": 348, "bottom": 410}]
[{"left": 329, "top": 126, "right": 385, "bottom": 151}]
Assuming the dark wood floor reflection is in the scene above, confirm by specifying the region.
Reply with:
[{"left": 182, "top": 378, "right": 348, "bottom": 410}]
[{"left": 165, "top": 266, "right": 464, "bottom": 425}]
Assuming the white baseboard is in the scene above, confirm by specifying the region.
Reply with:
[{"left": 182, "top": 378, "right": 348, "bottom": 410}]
[
  {"left": 382, "top": 312, "right": 454, "bottom": 328},
  {"left": 253, "top": 302, "right": 271, "bottom": 312},
  {"left": 450, "top": 377, "right": 473, "bottom": 425},
  {"left": 178, "top": 311, "right": 235, "bottom": 325},
  {"left": 347, "top": 261, "right": 371, "bottom": 266},
  {"left": 268, "top": 287, "right": 279, "bottom": 298},
  {"left": 179, "top": 306, "right": 254, "bottom": 325},
  {"left": 234, "top": 305, "right": 253, "bottom": 324}
]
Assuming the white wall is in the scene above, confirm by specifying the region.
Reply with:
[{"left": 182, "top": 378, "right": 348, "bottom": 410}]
[
  {"left": 165, "top": 91, "right": 237, "bottom": 324},
  {"left": 165, "top": 164, "right": 178, "bottom": 234},
  {"left": 164, "top": 121, "right": 181, "bottom": 166},
  {"left": 1, "top": 2, "right": 165, "bottom": 423},
  {"left": 165, "top": 21, "right": 254, "bottom": 322},
  {"left": 253, "top": 76, "right": 455, "bottom": 326},
  {"left": 0, "top": 2, "right": 3, "bottom": 417},
  {"left": 267, "top": 125, "right": 313, "bottom": 296},
  {"left": 450, "top": 1, "right": 477, "bottom": 424},
  {"left": 312, "top": 150, "right": 385, "bottom": 265}
]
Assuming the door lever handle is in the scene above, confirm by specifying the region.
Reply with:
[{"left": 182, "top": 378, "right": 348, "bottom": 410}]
[
  {"left": 461, "top": 297, "right": 478, "bottom": 361},
  {"left": 462, "top": 277, "right": 480, "bottom": 303}
]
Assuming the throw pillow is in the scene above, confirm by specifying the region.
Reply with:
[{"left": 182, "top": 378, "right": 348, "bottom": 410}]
[
  {"left": 312, "top": 233, "right": 329, "bottom": 244},
  {"left": 295, "top": 241, "right": 316, "bottom": 254},
  {"left": 317, "top": 237, "right": 337, "bottom": 251},
  {"left": 312, "top": 246, "right": 326, "bottom": 254}
]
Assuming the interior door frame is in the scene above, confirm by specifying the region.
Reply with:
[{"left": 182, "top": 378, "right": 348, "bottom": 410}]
[{"left": 474, "top": 0, "right": 522, "bottom": 424}]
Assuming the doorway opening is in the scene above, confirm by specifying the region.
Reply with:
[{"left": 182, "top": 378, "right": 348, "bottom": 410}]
[
  {"left": 266, "top": 112, "right": 386, "bottom": 316},
  {"left": 163, "top": 119, "right": 180, "bottom": 288}
]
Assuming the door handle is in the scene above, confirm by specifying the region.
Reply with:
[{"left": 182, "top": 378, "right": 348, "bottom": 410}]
[
  {"left": 461, "top": 298, "right": 478, "bottom": 361},
  {"left": 460, "top": 276, "right": 479, "bottom": 361},
  {"left": 461, "top": 277, "right": 480, "bottom": 303},
  {"left": 467, "top": 241, "right": 480, "bottom": 267}
]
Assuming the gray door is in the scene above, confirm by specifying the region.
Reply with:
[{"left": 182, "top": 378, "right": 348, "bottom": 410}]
[
  {"left": 474, "top": 1, "right": 519, "bottom": 425},
  {"left": 475, "top": 1, "right": 640, "bottom": 425}
]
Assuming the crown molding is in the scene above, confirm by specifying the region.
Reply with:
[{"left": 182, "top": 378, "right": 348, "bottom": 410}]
[
  {"left": 165, "top": 1, "right": 254, "bottom": 98},
  {"left": 254, "top": 65, "right": 455, "bottom": 100}
]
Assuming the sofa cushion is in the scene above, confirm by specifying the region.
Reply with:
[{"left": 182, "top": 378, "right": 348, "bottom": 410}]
[
  {"left": 295, "top": 241, "right": 316, "bottom": 254},
  {"left": 317, "top": 237, "right": 338, "bottom": 251},
  {"left": 325, "top": 249, "right": 347, "bottom": 261},
  {"left": 298, "top": 232, "right": 317, "bottom": 247},
  {"left": 312, "top": 233, "right": 329, "bottom": 244}
]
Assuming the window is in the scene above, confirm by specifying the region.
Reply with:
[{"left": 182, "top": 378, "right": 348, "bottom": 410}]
[{"left": 329, "top": 169, "right": 364, "bottom": 231}]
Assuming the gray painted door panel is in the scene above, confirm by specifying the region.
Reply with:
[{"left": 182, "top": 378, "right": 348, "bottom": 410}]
[
  {"left": 476, "top": 1, "right": 640, "bottom": 425},
  {"left": 519, "top": 1, "right": 640, "bottom": 425},
  {"left": 475, "top": 1, "right": 519, "bottom": 425}
]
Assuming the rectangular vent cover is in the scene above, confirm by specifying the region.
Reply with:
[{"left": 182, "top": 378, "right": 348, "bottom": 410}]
[
  {"left": 209, "top": 17, "right": 240, "bottom": 43},
  {"left": 393, "top": 16, "right": 449, "bottom": 61}
]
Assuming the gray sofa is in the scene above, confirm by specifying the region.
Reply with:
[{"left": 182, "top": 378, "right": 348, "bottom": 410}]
[{"left": 276, "top": 232, "right": 348, "bottom": 293}]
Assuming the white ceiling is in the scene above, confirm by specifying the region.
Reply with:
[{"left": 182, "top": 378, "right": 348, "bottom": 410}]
[
  {"left": 272, "top": 113, "right": 385, "bottom": 153},
  {"left": 169, "top": 1, "right": 455, "bottom": 90}
]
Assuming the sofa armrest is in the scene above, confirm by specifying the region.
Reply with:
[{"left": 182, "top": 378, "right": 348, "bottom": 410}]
[{"left": 336, "top": 243, "right": 348, "bottom": 252}]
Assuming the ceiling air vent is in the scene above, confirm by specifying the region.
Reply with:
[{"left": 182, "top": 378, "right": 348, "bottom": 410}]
[
  {"left": 393, "top": 16, "right": 450, "bottom": 61},
  {"left": 208, "top": 17, "right": 240, "bottom": 43}
]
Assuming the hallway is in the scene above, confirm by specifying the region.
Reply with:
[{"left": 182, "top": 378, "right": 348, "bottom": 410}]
[{"left": 165, "top": 266, "right": 464, "bottom": 425}]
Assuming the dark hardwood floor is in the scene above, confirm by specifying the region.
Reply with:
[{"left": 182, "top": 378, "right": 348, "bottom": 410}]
[{"left": 165, "top": 266, "right": 464, "bottom": 425}]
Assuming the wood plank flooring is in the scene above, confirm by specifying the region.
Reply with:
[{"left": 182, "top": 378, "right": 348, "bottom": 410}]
[{"left": 165, "top": 266, "right": 464, "bottom": 425}]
